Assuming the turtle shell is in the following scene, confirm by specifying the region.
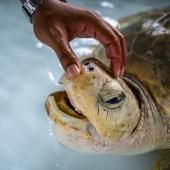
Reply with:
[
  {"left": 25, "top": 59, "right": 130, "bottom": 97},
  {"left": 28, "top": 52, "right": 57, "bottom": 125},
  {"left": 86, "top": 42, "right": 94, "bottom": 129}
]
[{"left": 92, "top": 7, "right": 170, "bottom": 116}]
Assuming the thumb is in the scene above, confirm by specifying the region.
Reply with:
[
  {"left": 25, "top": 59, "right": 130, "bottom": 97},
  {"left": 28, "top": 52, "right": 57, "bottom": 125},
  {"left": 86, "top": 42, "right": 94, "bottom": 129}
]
[{"left": 50, "top": 27, "right": 81, "bottom": 78}]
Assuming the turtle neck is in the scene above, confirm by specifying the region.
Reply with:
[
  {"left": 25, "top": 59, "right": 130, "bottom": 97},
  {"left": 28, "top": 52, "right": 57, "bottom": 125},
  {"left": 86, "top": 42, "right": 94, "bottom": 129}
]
[
  {"left": 123, "top": 74, "right": 168, "bottom": 151},
  {"left": 161, "top": 111, "right": 170, "bottom": 148}
]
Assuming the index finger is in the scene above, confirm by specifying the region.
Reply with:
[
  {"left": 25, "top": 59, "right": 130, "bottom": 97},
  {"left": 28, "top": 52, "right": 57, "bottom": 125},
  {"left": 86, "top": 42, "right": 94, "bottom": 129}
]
[
  {"left": 106, "top": 22, "right": 127, "bottom": 75},
  {"left": 79, "top": 10, "right": 124, "bottom": 77}
]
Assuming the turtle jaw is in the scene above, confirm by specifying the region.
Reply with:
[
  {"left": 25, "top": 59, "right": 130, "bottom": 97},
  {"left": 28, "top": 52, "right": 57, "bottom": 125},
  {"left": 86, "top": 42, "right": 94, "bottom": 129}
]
[
  {"left": 45, "top": 89, "right": 150, "bottom": 154},
  {"left": 46, "top": 91, "right": 85, "bottom": 119},
  {"left": 45, "top": 91, "right": 93, "bottom": 140}
]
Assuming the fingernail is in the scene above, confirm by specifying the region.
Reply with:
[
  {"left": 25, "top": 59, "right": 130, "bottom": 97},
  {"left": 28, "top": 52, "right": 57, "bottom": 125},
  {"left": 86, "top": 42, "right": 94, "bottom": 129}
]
[
  {"left": 112, "top": 64, "right": 121, "bottom": 78},
  {"left": 66, "top": 64, "right": 80, "bottom": 78},
  {"left": 120, "top": 67, "right": 125, "bottom": 76}
]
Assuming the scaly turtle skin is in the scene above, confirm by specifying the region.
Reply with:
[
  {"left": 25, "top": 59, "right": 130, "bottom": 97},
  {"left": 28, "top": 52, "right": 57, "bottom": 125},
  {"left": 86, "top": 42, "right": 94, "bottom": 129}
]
[
  {"left": 124, "top": 8, "right": 170, "bottom": 170},
  {"left": 45, "top": 7, "right": 170, "bottom": 170}
]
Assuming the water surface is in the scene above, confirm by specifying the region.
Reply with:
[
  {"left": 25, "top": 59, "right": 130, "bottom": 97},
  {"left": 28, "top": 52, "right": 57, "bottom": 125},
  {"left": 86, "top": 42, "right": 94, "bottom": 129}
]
[{"left": 0, "top": 1, "right": 170, "bottom": 170}]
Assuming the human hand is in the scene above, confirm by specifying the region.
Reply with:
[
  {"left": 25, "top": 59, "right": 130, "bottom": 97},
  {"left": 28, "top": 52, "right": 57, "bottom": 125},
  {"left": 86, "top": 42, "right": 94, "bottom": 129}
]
[{"left": 32, "top": 0, "right": 127, "bottom": 78}]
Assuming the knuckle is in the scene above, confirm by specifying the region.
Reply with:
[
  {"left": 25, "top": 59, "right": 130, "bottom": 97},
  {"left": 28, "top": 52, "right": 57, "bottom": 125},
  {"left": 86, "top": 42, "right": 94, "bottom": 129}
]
[
  {"left": 111, "top": 37, "right": 120, "bottom": 45},
  {"left": 118, "top": 32, "right": 125, "bottom": 40},
  {"left": 46, "top": 18, "right": 63, "bottom": 36},
  {"left": 57, "top": 46, "right": 74, "bottom": 59},
  {"left": 85, "top": 9, "right": 100, "bottom": 20},
  {"left": 115, "top": 38, "right": 120, "bottom": 44},
  {"left": 58, "top": 55, "right": 69, "bottom": 68},
  {"left": 49, "top": 25, "right": 63, "bottom": 38},
  {"left": 115, "top": 29, "right": 126, "bottom": 42},
  {"left": 60, "top": 50, "right": 72, "bottom": 59},
  {"left": 107, "top": 38, "right": 121, "bottom": 51},
  {"left": 54, "top": 27, "right": 63, "bottom": 36},
  {"left": 59, "top": 54, "right": 77, "bottom": 68}
]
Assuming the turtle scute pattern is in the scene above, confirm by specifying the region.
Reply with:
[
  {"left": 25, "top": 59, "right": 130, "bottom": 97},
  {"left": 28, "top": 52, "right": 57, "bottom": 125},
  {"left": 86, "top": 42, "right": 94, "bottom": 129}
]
[
  {"left": 119, "top": 9, "right": 170, "bottom": 116},
  {"left": 90, "top": 8, "right": 170, "bottom": 170},
  {"left": 151, "top": 150, "right": 170, "bottom": 170}
]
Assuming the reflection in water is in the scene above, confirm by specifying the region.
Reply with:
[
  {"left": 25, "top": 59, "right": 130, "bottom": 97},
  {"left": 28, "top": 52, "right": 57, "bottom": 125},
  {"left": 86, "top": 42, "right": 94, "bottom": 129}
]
[
  {"left": 100, "top": 1, "right": 114, "bottom": 8},
  {"left": 35, "top": 42, "right": 44, "bottom": 49},
  {"left": 48, "top": 72, "right": 56, "bottom": 83}
]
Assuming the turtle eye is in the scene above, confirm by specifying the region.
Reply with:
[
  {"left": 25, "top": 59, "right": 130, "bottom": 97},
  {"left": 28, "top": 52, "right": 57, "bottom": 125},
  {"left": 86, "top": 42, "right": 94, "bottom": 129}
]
[
  {"left": 98, "top": 92, "right": 126, "bottom": 109},
  {"left": 105, "top": 93, "right": 126, "bottom": 105}
]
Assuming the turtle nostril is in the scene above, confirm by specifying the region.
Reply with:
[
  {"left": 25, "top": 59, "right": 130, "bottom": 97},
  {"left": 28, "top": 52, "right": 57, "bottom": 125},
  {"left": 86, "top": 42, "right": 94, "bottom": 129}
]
[
  {"left": 84, "top": 62, "right": 95, "bottom": 71},
  {"left": 87, "top": 63, "right": 95, "bottom": 72},
  {"left": 88, "top": 67, "right": 94, "bottom": 71},
  {"left": 84, "top": 62, "right": 90, "bottom": 65}
]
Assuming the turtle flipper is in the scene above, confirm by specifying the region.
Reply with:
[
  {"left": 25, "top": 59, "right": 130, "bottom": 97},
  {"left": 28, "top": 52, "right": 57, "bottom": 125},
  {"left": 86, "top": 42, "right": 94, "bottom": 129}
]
[{"left": 151, "top": 150, "right": 170, "bottom": 170}]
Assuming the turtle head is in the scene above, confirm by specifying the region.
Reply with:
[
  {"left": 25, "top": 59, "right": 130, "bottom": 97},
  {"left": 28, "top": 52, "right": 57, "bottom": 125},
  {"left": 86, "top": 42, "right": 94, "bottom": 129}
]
[{"left": 46, "top": 59, "right": 140, "bottom": 153}]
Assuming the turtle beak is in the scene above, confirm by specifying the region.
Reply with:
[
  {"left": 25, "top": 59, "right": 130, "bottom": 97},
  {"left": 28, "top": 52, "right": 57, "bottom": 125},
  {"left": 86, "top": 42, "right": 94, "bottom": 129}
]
[
  {"left": 46, "top": 91, "right": 85, "bottom": 120},
  {"left": 45, "top": 91, "right": 91, "bottom": 140}
]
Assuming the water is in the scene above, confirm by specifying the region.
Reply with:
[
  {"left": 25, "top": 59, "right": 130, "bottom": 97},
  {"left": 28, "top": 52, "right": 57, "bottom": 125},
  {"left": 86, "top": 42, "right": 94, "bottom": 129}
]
[{"left": 0, "top": 1, "right": 169, "bottom": 170}]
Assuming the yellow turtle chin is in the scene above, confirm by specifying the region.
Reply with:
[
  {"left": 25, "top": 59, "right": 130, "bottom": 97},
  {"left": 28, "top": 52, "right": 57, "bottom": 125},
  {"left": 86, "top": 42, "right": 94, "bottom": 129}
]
[
  {"left": 45, "top": 91, "right": 91, "bottom": 140},
  {"left": 45, "top": 58, "right": 141, "bottom": 149}
]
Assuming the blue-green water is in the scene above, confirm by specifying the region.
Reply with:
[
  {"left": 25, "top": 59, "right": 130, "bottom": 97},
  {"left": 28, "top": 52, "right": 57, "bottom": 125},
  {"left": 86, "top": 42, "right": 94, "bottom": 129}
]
[{"left": 0, "top": 1, "right": 170, "bottom": 170}]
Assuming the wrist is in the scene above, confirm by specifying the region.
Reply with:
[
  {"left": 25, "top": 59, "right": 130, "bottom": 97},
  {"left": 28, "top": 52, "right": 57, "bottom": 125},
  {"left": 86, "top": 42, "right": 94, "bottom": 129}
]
[
  {"left": 31, "top": 0, "right": 59, "bottom": 23},
  {"left": 22, "top": 0, "right": 67, "bottom": 23}
]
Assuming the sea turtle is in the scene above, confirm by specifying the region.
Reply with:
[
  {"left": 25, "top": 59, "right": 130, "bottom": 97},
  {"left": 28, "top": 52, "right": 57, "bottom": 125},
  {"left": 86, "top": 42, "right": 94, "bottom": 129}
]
[{"left": 45, "top": 7, "right": 170, "bottom": 170}]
